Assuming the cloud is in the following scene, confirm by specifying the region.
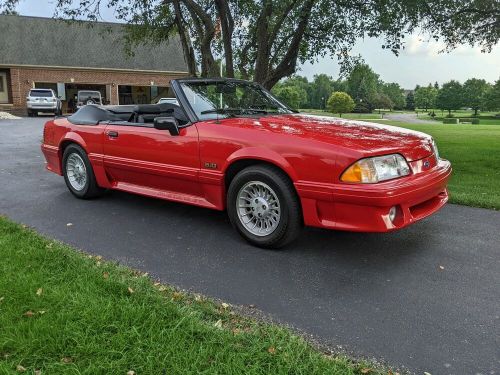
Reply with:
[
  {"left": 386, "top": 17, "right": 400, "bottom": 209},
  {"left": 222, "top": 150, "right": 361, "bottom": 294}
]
[{"left": 403, "top": 34, "right": 498, "bottom": 59}]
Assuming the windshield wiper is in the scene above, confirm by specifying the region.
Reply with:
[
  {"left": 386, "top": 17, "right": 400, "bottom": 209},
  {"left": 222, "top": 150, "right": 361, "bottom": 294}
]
[
  {"left": 201, "top": 108, "right": 274, "bottom": 116},
  {"left": 200, "top": 108, "right": 243, "bottom": 116}
]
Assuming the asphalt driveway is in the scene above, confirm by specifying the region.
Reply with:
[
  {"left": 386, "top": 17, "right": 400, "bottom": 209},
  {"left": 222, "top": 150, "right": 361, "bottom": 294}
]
[
  {"left": 1, "top": 118, "right": 499, "bottom": 374},
  {"left": 384, "top": 113, "right": 437, "bottom": 124}
]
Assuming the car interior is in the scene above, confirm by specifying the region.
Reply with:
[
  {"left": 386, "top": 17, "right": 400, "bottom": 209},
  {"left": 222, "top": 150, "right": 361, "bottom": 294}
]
[{"left": 67, "top": 103, "right": 189, "bottom": 127}]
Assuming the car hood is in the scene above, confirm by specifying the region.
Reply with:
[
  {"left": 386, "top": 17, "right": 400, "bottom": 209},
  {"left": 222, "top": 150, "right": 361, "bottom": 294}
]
[{"left": 220, "top": 114, "right": 434, "bottom": 161}]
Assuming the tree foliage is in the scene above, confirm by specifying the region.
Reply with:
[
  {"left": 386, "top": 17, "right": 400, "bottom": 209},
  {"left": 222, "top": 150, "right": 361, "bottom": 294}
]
[
  {"left": 463, "top": 78, "right": 491, "bottom": 115},
  {"left": 414, "top": 86, "right": 438, "bottom": 111},
  {"left": 1, "top": 0, "right": 499, "bottom": 89},
  {"left": 373, "top": 93, "right": 394, "bottom": 112},
  {"left": 326, "top": 92, "right": 355, "bottom": 116},
  {"left": 436, "top": 80, "right": 464, "bottom": 115},
  {"left": 381, "top": 82, "right": 405, "bottom": 110},
  {"left": 272, "top": 85, "right": 307, "bottom": 110},
  {"left": 483, "top": 78, "right": 500, "bottom": 111},
  {"left": 405, "top": 92, "right": 415, "bottom": 110},
  {"left": 346, "top": 64, "right": 379, "bottom": 112}
]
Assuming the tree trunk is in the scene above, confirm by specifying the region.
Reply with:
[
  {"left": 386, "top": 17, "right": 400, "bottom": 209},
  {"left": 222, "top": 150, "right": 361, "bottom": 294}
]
[
  {"left": 182, "top": 0, "right": 219, "bottom": 77},
  {"left": 172, "top": 0, "right": 197, "bottom": 76},
  {"left": 253, "top": 0, "right": 273, "bottom": 84},
  {"left": 215, "top": 0, "right": 235, "bottom": 78},
  {"left": 259, "top": 0, "right": 315, "bottom": 89}
]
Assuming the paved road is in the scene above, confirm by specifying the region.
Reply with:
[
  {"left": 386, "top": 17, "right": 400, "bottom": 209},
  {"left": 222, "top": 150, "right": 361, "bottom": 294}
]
[
  {"left": 385, "top": 113, "right": 438, "bottom": 124},
  {"left": 1, "top": 118, "right": 499, "bottom": 375}
]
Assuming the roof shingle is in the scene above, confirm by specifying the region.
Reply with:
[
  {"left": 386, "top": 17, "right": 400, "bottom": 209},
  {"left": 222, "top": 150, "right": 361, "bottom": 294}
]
[{"left": 0, "top": 15, "right": 188, "bottom": 72}]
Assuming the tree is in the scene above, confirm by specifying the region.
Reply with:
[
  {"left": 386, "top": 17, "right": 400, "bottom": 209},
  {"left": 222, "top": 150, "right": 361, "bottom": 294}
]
[
  {"left": 381, "top": 83, "right": 405, "bottom": 110},
  {"left": 275, "top": 75, "right": 311, "bottom": 107},
  {"left": 346, "top": 64, "right": 379, "bottom": 112},
  {"left": 0, "top": 7, "right": 17, "bottom": 14},
  {"left": 326, "top": 92, "right": 355, "bottom": 117},
  {"left": 414, "top": 86, "right": 438, "bottom": 111},
  {"left": 272, "top": 85, "right": 307, "bottom": 110},
  {"left": 2, "top": 0, "right": 499, "bottom": 89},
  {"left": 373, "top": 93, "right": 394, "bottom": 113},
  {"left": 463, "top": 78, "right": 491, "bottom": 116},
  {"left": 436, "top": 80, "right": 464, "bottom": 116},
  {"left": 310, "top": 74, "right": 335, "bottom": 109},
  {"left": 406, "top": 92, "right": 415, "bottom": 110},
  {"left": 483, "top": 78, "right": 500, "bottom": 111}
]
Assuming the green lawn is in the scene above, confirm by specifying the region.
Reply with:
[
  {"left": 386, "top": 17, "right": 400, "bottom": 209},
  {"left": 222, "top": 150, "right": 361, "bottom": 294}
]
[
  {"left": 0, "top": 217, "right": 390, "bottom": 375},
  {"left": 415, "top": 109, "right": 500, "bottom": 125},
  {"left": 364, "top": 120, "right": 500, "bottom": 210}
]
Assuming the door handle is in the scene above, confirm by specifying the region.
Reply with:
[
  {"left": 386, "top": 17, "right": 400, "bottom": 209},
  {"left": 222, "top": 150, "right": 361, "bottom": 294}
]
[{"left": 106, "top": 130, "right": 119, "bottom": 138}]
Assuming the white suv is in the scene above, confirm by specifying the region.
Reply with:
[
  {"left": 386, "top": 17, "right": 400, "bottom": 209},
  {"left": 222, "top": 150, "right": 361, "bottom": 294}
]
[{"left": 27, "top": 89, "right": 62, "bottom": 117}]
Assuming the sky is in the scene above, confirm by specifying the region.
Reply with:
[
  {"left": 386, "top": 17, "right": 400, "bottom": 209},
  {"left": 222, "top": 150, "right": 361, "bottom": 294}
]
[{"left": 8, "top": 0, "right": 500, "bottom": 89}]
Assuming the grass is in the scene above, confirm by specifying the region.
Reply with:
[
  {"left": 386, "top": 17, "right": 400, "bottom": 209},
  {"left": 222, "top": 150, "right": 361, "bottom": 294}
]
[
  {"left": 0, "top": 217, "right": 391, "bottom": 375},
  {"left": 415, "top": 109, "right": 500, "bottom": 125},
  {"left": 363, "top": 120, "right": 500, "bottom": 210}
]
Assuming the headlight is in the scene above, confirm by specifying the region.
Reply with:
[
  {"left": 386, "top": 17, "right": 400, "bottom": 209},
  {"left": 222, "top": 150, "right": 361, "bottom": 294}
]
[
  {"left": 341, "top": 154, "right": 411, "bottom": 183},
  {"left": 432, "top": 139, "right": 439, "bottom": 160}
]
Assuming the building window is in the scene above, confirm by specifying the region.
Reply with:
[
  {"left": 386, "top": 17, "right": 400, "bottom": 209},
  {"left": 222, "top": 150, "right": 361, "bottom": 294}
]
[
  {"left": 118, "top": 85, "right": 172, "bottom": 105},
  {"left": 0, "top": 72, "right": 8, "bottom": 103}
]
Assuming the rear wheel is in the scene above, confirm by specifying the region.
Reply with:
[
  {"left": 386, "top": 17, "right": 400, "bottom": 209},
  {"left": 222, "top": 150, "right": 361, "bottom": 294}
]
[
  {"left": 62, "top": 144, "right": 104, "bottom": 199},
  {"left": 227, "top": 165, "right": 302, "bottom": 249}
]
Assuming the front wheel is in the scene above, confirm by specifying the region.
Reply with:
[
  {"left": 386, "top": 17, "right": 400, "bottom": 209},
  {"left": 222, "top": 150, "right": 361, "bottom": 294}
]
[
  {"left": 62, "top": 144, "right": 104, "bottom": 199},
  {"left": 227, "top": 165, "right": 302, "bottom": 249}
]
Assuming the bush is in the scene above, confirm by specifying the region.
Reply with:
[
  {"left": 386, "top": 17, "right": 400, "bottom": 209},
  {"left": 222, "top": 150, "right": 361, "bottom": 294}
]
[
  {"left": 457, "top": 118, "right": 480, "bottom": 124},
  {"left": 443, "top": 118, "right": 459, "bottom": 124},
  {"left": 326, "top": 92, "right": 355, "bottom": 116}
]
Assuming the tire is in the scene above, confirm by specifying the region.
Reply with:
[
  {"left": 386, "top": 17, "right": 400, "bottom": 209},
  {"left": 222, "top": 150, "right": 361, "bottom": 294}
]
[
  {"left": 27, "top": 110, "right": 33, "bottom": 117},
  {"left": 62, "top": 144, "right": 104, "bottom": 199},
  {"left": 227, "top": 164, "right": 302, "bottom": 249}
]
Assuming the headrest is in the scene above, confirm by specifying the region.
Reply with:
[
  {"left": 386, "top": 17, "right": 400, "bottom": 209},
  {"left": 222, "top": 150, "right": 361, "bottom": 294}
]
[{"left": 132, "top": 103, "right": 175, "bottom": 115}]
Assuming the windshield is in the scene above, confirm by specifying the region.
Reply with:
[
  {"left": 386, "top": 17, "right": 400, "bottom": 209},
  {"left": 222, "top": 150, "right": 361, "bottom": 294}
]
[
  {"left": 179, "top": 80, "right": 293, "bottom": 121},
  {"left": 78, "top": 91, "right": 101, "bottom": 100}
]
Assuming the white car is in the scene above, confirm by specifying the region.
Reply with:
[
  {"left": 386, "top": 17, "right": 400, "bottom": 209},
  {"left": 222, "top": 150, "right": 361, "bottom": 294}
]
[
  {"left": 26, "top": 89, "right": 62, "bottom": 117},
  {"left": 77, "top": 90, "right": 103, "bottom": 109}
]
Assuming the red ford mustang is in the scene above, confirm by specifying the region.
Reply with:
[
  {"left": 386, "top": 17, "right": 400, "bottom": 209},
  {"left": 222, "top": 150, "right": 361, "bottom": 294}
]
[{"left": 41, "top": 78, "right": 451, "bottom": 248}]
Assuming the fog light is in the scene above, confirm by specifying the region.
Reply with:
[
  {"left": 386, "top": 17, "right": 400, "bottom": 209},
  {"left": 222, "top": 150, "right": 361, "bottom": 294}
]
[{"left": 389, "top": 206, "right": 397, "bottom": 222}]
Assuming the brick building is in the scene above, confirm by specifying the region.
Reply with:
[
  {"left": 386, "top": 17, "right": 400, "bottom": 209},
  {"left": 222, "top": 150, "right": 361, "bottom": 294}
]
[{"left": 0, "top": 15, "right": 189, "bottom": 115}]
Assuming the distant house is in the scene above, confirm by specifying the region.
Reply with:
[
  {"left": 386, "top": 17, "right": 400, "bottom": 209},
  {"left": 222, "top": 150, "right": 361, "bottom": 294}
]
[{"left": 0, "top": 15, "right": 189, "bottom": 114}]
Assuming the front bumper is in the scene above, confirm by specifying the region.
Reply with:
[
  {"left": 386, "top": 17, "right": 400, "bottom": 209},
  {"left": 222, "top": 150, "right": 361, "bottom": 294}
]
[{"left": 297, "top": 159, "right": 452, "bottom": 232}]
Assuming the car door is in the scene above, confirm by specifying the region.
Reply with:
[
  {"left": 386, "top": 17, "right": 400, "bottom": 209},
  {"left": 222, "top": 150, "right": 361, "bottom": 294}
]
[{"left": 102, "top": 121, "right": 201, "bottom": 199}]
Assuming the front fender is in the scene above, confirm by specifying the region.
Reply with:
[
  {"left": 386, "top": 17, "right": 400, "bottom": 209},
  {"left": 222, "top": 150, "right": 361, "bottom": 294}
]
[{"left": 223, "top": 147, "right": 299, "bottom": 182}]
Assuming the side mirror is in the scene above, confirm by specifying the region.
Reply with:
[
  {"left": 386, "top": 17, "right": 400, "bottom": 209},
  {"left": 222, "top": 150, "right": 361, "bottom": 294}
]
[{"left": 154, "top": 116, "right": 180, "bottom": 136}]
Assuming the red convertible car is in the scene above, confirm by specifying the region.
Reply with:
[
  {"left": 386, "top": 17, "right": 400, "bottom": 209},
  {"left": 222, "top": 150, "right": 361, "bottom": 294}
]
[{"left": 41, "top": 78, "right": 451, "bottom": 248}]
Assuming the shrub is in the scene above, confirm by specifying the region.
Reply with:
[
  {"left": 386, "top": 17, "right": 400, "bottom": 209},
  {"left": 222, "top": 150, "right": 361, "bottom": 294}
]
[
  {"left": 327, "top": 92, "right": 355, "bottom": 117},
  {"left": 443, "top": 118, "right": 459, "bottom": 124}
]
